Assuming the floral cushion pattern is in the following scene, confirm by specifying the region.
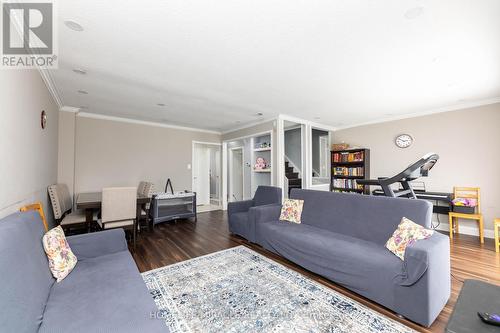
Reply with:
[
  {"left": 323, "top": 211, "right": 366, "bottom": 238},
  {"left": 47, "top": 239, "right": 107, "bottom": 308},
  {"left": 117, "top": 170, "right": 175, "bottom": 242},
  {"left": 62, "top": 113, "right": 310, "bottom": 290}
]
[
  {"left": 279, "top": 199, "right": 304, "bottom": 224},
  {"left": 42, "top": 226, "right": 77, "bottom": 282},
  {"left": 385, "top": 217, "right": 434, "bottom": 260}
]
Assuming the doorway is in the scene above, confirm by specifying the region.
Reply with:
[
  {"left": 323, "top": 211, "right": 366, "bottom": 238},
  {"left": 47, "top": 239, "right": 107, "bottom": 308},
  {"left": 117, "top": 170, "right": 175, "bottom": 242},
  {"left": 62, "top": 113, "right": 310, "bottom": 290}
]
[
  {"left": 192, "top": 142, "right": 222, "bottom": 212},
  {"left": 284, "top": 121, "right": 303, "bottom": 198},
  {"left": 229, "top": 147, "right": 244, "bottom": 202}
]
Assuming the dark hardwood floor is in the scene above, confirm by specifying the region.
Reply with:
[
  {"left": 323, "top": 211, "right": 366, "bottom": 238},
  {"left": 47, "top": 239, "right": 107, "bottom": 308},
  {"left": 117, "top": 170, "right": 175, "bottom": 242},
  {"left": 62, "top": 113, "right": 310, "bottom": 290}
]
[{"left": 131, "top": 210, "right": 500, "bottom": 333}]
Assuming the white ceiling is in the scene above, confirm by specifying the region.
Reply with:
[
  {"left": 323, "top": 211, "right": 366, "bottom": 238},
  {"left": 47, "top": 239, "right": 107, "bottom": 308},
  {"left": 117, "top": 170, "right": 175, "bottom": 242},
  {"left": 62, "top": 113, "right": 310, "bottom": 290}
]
[{"left": 51, "top": 0, "right": 500, "bottom": 132}]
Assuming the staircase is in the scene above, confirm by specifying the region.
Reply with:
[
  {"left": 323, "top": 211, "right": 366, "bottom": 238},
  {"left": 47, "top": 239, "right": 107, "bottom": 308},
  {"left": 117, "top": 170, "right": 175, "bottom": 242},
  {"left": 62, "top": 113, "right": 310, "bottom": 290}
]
[{"left": 285, "top": 161, "right": 302, "bottom": 196}]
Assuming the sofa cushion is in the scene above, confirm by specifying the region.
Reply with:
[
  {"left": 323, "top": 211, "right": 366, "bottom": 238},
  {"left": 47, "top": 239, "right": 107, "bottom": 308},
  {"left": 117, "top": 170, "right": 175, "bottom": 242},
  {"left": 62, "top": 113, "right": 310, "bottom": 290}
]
[
  {"left": 259, "top": 221, "right": 405, "bottom": 306},
  {"left": 385, "top": 217, "right": 434, "bottom": 260},
  {"left": 42, "top": 226, "right": 78, "bottom": 282},
  {"left": 39, "top": 251, "right": 166, "bottom": 333},
  {"left": 0, "top": 211, "right": 54, "bottom": 333},
  {"left": 279, "top": 199, "right": 304, "bottom": 223},
  {"left": 253, "top": 186, "right": 282, "bottom": 207},
  {"left": 289, "top": 189, "right": 433, "bottom": 245}
]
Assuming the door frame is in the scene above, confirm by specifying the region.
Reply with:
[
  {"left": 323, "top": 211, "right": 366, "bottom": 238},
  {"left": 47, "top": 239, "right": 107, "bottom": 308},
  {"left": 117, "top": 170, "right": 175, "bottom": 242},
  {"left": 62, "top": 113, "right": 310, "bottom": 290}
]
[
  {"left": 192, "top": 141, "right": 222, "bottom": 206},
  {"left": 228, "top": 146, "right": 244, "bottom": 202}
]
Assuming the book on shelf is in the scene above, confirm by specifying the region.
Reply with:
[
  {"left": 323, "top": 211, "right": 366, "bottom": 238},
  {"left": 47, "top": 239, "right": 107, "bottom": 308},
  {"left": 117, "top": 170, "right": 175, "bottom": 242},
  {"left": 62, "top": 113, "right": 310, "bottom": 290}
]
[
  {"left": 332, "top": 179, "right": 364, "bottom": 190},
  {"left": 332, "top": 151, "right": 364, "bottom": 163},
  {"left": 333, "top": 166, "right": 364, "bottom": 177}
]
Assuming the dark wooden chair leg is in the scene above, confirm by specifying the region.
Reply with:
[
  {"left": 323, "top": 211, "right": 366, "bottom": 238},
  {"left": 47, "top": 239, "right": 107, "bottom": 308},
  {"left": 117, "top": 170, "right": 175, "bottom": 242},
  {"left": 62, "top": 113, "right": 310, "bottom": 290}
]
[{"left": 133, "top": 220, "right": 136, "bottom": 250}]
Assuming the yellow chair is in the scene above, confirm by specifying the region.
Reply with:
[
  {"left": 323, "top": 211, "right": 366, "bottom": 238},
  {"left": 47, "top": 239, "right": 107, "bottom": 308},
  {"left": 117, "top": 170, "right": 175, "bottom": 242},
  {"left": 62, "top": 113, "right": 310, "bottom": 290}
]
[
  {"left": 448, "top": 187, "right": 483, "bottom": 243},
  {"left": 494, "top": 218, "right": 499, "bottom": 253},
  {"left": 20, "top": 202, "right": 49, "bottom": 232}
]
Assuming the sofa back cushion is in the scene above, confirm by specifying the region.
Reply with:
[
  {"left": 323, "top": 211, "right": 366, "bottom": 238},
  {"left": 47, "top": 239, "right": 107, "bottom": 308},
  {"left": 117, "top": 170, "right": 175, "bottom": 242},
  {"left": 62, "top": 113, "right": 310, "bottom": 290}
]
[
  {"left": 253, "top": 186, "right": 282, "bottom": 207},
  {"left": 0, "top": 211, "right": 55, "bottom": 332},
  {"left": 290, "top": 189, "right": 432, "bottom": 245}
]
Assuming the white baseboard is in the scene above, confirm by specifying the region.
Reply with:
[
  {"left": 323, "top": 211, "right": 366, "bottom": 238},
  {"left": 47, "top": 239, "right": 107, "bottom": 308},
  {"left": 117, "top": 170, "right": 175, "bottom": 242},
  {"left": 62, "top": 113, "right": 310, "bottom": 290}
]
[{"left": 434, "top": 222, "right": 494, "bottom": 239}]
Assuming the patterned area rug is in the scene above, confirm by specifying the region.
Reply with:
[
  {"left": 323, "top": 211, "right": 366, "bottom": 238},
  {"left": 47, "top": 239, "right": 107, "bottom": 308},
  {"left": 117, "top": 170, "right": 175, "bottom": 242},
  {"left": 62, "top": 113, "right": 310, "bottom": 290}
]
[{"left": 142, "top": 246, "right": 414, "bottom": 333}]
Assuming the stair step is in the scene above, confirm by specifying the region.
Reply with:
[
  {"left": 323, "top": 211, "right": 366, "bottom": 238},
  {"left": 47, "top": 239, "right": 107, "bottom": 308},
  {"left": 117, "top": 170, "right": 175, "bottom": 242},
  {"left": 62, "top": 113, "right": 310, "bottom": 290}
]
[
  {"left": 285, "top": 166, "right": 294, "bottom": 173},
  {"left": 288, "top": 178, "right": 302, "bottom": 186},
  {"left": 286, "top": 172, "right": 299, "bottom": 179}
]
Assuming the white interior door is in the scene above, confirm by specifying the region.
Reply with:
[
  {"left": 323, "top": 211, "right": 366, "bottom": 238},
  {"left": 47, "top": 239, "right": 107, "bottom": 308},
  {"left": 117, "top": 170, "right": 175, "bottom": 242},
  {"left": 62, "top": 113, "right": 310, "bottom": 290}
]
[
  {"left": 230, "top": 148, "right": 243, "bottom": 201},
  {"left": 193, "top": 144, "right": 210, "bottom": 205}
]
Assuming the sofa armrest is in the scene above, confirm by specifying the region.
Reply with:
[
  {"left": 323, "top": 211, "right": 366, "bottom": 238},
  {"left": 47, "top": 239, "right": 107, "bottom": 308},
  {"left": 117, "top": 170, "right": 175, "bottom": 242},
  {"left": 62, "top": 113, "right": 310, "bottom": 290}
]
[
  {"left": 66, "top": 229, "right": 128, "bottom": 260},
  {"left": 228, "top": 199, "right": 254, "bottom": 216},
  {"left": 395, "top": 232, "right": 450, "bottom": 286},
  {"left": 251, "top": 204, "right": 282, "bottom": 224}
]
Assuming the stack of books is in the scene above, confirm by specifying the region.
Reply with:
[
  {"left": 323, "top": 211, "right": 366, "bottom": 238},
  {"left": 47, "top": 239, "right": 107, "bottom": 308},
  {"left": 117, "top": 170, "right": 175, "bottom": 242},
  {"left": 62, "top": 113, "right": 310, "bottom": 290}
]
[
  {"left": 332, "top": 151, "right": 364, "bottom": 163},
  {"left": 333, "top": 166, "right": 364, "bottom": 177}
]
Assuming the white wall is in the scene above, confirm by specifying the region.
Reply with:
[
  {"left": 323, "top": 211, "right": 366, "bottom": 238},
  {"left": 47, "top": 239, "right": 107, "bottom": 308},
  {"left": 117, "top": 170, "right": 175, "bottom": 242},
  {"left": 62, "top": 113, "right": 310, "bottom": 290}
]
[
  {"left": 0, "top": 70, "right": 59, "bottom": 225},
  {"left": 334, "top": 103, "right": 500, "bottom": 237},
  {"left": 58, "top": 113, "right": 221, "bottom": 195},
  {"left": 57, "top": 110, "right": 76, "bottom": 196}
]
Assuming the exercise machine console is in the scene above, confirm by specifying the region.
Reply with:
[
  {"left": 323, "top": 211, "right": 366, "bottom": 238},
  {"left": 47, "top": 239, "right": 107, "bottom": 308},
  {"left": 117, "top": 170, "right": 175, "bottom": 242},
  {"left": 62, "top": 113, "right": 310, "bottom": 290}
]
[{"left": 357, "top": 153, "right": 439, "bottom": 199}]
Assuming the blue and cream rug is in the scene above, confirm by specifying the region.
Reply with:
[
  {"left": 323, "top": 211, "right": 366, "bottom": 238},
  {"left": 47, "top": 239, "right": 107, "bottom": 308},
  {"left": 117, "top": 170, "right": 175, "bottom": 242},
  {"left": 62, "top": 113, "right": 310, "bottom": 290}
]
[{"left": 142, "top": 246, "right": 414, "bottom": 333}]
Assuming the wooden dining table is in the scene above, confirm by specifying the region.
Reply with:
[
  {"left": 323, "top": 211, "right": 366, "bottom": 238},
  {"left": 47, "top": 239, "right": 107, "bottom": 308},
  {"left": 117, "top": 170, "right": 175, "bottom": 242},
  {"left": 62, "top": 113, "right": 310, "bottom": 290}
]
[{"left": 76, "top": 192, "right": 151, "bottom": 232}]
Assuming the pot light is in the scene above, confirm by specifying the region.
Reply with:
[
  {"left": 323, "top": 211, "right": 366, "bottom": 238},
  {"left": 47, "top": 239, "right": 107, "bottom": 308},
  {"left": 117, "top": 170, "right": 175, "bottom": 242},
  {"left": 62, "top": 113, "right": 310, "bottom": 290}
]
[
  {"left": 77, "top": 90, "right": 88, "bottom": 94},
  {"left": 79, "top": 106, "right": 88, "bottom": 109},
  {"left": 64, "top": 20, "right": 84, "bottom": 31},
  {"left": 314, "top": 116, "right": 321, "bottom": 120},
  {"left": 157, "top": 103, "right": 165, "bottom": 107},
  {"left": 256, "top": 112, "right": 263, "bottom": 116},
  {"left": 404, "top": 7, "right": 424, "bottom": 20},
  {"left": 72, "top": 68, "right": 86, "bottom": 75}
]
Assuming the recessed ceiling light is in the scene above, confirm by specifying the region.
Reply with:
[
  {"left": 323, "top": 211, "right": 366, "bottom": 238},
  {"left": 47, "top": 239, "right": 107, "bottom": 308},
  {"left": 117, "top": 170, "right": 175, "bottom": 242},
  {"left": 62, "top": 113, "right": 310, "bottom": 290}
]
[
  {"left": 79, "top": 106, "right": 88, "bottom": 109},
  {"left": 256, "top": 112, "right": 263, "bottom": 116},
  {"left": 404, "top": 6, "right": 424, "bottom": 20},
  {"left": 157, "top": 103, "right": 165, "bottom": 107},
  {"left": 77, "top": 90, "right": 88, "bottom": 94},
  {"left": 64, "top": 20, "right": 84, "bottom": 31},
  {"left": 72, "top": 68, "right": 86, "bottom": 75},
  {"left": 314, "top": 116, "right": 321, "bottom": 120},
  {"left": 236, "top": 120, "right": 241, "bottom": 124}
]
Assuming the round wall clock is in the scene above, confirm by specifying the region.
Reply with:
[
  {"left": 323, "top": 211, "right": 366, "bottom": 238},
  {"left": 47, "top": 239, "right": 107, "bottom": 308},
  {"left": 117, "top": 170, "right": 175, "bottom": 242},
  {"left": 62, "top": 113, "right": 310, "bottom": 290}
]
[
  {"left": 395, "top": 134, "right": 413, "bottom": 148},
  {"left": 41, "top": 110, "right": 47, "bottom": 129}
]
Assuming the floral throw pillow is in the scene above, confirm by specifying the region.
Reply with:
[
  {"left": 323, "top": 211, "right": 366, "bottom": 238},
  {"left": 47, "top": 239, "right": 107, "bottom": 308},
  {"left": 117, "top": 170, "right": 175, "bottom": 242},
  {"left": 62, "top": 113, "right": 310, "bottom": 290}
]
[
  {"left": 279, "top": 199, "right": 304, "bottom": 224},
  {"left": 385, "top": 217, "right": 434, "bottom": 260},
  {"left": 42, "top": 226, "right": 77, "bottom": 282}
]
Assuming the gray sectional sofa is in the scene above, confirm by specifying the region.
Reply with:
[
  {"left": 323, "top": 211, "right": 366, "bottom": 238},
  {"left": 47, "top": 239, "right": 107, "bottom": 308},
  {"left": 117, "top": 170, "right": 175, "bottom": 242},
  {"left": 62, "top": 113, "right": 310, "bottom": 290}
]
[
  {"left": 251, "top": 189, "right": 451, "bottom": 327},
  {"left": 0, "top": 211, "right": 167, "bottom": 333}
]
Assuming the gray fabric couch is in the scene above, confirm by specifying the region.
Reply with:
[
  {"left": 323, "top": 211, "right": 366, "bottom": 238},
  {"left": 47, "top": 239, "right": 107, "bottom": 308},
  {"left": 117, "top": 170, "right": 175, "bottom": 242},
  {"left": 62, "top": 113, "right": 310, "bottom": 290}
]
[
  {"left": 252, "top": 189, "right": 450, "bottom": 327},
  {"left": 227, "top": 185, "right": 282, "bottom": 242},
  {"left": 0, "top": 211, "right": 167, "bottom": 333}
]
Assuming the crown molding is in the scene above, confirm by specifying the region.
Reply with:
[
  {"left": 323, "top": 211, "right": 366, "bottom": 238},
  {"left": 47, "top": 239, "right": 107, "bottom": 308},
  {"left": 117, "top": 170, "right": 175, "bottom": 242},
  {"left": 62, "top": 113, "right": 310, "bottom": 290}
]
[
  {"left": 278, "top": 114, "right": 337, "bottom": 132},
  {"left": 334, "top": 97, "right": 500, "bottom": 131},
  {"left": 76, "top": 111, "right": 222, "bottom": 135},
  {"left": 59, "top": 106, "right": 80, "bottom": 113},
  {"left": 221, "top": 117, "right": 276, "bottom": 135},
  {"left": 38, "top": 68, "right": 63, "bottom": 109}
]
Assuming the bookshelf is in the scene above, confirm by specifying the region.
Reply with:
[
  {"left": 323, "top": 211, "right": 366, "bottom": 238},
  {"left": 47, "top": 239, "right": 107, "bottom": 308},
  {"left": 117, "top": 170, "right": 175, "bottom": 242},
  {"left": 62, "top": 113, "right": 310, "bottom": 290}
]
[
  {"left": 331, "top": 148, "right": 370, "bottom": 194},
  {"left": 251, "top": 133, "right": 272, "bottom": 196}
]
